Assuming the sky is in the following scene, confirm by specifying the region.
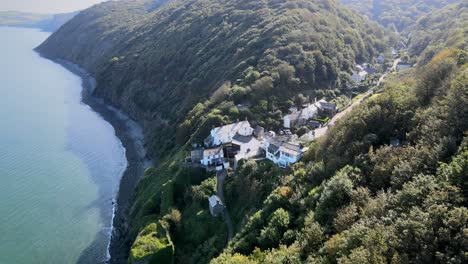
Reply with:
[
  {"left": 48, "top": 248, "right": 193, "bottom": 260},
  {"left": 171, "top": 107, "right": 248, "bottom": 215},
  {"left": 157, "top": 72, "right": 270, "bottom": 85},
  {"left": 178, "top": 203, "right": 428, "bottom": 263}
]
[{"left": 0, "top": 0, "right": 107, "bottom": 13}]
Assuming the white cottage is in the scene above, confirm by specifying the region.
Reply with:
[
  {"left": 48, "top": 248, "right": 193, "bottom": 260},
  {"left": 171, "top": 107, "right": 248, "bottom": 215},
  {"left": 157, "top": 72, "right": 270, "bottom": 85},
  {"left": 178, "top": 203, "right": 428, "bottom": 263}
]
[
  {"left": 208, "top": 121, "right": 254, "bottom": 146},
  {"left": 264, "top": 137, "right": 304, "bottom": 168},
  {"left": 351, "top": 70, "right": 368, "bottom": 84},
  {"left": 283, "top": 104, "right": 318, "bottom": 128},
  {"left": 200, "top": 146, "right": 228, "bottom": 169},
  {"left": 232, "top": 134, "right": 263, "bottom": 161}
]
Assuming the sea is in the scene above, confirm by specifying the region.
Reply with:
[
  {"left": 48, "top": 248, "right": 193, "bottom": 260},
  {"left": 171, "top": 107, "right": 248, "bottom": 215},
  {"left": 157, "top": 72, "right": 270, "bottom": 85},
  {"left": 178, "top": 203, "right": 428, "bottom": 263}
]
[{"left": 0, "top": 26, "right": 127, "bottom": 263}]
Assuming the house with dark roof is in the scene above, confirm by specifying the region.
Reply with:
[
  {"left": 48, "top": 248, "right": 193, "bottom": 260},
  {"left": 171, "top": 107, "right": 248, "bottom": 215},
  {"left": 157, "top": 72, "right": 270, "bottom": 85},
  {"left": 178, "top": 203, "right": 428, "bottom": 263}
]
[
  {"left": 315, "top": 99, "right": 337, "bottom": 116},
  {"left": 377, "top": 54, "right": 385, "bottom": 64},
  {"left": 283, "top": 103, "right": 319, "bottom": 128},
  {"left": 208, "top": 195, "right": 224, "bottom": 217},
  {"left": 264, "top": 136, "right": 304, "bottom": 168},
  {"left": 253, "top": 125, "right": 265, "bottom": 139}
]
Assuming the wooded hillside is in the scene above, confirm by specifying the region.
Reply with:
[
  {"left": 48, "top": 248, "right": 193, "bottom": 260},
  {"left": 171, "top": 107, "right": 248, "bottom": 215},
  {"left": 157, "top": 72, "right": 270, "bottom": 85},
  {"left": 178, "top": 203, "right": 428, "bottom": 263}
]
[
  {"left": 408, "top": 0, "right": 467, "bottom": 64},
  {"left": 38, "top": 0, "right": 386, "bottom": 157},
  {"left": 339, "top": 0, "right": 460, "bottom": 31}
]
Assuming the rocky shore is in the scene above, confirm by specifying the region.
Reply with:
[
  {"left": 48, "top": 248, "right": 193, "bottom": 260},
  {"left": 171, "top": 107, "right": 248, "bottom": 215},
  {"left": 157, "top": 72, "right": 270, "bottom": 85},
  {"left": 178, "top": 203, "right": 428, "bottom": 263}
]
[{"left": 39, "top": 57, "right": 151, "bottom": 264}]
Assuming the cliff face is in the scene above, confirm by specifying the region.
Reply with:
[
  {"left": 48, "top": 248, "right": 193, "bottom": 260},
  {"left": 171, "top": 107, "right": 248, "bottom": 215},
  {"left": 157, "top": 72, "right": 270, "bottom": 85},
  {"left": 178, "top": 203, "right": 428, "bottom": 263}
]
[{"left": 37, "top": 0, "right": 387, "bottom": 158}]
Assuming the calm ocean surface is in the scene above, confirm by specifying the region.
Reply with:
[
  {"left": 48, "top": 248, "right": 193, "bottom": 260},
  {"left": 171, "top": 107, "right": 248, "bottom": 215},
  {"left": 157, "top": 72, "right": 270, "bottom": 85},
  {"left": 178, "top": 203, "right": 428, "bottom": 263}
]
[{"left": 0, "top": 27, "right": 127, "bottom": 263}]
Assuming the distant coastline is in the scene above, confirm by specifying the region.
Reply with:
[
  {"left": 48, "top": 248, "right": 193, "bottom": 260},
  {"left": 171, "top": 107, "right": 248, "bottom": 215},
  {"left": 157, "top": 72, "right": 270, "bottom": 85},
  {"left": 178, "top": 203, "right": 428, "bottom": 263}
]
[
  {"left": 0, "top": 11, "right": 78, "bottom": 32},
  {"left": 38, "top": 57, "right": 151, "bottom": 263}
]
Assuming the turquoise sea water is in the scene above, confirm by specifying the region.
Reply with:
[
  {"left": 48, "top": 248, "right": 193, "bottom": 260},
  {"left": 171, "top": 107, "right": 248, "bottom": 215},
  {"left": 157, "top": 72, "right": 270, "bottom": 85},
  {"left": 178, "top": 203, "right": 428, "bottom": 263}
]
[{"left": 0, "top": 27, "right": 127, "bottom": 263}]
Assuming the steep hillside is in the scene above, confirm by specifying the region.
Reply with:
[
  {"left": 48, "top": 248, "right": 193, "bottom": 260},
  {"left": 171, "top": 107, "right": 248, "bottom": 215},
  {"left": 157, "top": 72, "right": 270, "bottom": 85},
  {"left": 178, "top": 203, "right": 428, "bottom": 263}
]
[
  {"left": 338, "top": 0, "right": 460, "bottom": 31},
  {"left": 213, "top": 46, "right": 468, "bottom": 264},
  {"left": 0, "top": 11, "right": 77, "bottom": 31},
  {"left": 35, "top": 0, "right": 468, "bottom": 263},
  {"left": 38, "top": 0, "right": 386, "bottom": 158},
  {"left": 408, "top": 0, "right": 468, "bottom": 65}
]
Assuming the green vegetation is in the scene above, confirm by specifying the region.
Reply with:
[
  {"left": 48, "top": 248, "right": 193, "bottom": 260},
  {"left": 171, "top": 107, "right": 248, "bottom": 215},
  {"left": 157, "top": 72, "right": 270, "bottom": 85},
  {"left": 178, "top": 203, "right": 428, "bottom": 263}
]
[
  {"left": 339, "top": 0, "right": 460, "bottom": 31},
  {"left": 38, "top": 0, "right": 387, "bottom": 157},
  {"left": 213, "top": 47, "right": 468, "bottom": 264},
  {"left": 36, "top": 0, "right": 468, "bottom": 263},
  {"left": 130, "top": 221, "right": 174, "bottom": 264},
  {"left": 408, "top": 1, "right": 468, "bottom": 64}
]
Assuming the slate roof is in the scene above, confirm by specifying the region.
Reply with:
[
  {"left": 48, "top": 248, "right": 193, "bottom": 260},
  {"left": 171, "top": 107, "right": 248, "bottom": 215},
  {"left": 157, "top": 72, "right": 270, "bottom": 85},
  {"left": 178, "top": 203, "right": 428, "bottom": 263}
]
[
  {"left": 203, "top": 146, "right": 223, "bottom": 157},
  {"left": 209, "top": 195, "right": 223, "bottom": 207},
  {"left": 315, "top": 99, "right": 337, "bottom": 111},
  {"left": 232, "top": 134, "right": 254, "bottom": 144},
  {"left": 267, "top": 137, "right": 303, "bottom": 157},
  {"left": 191, "top": 149, "right": 203, "bottom": 161}
]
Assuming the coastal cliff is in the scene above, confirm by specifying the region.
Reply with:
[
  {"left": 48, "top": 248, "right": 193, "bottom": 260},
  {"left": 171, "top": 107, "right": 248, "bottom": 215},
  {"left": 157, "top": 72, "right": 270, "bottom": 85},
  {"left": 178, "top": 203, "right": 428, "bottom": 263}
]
[
  {"left": 36, "top": 0, "right": 387, "bottom": 262},
  {"left": 36, "top": 0, "right": 467, "bottom": 263},
  {"left": 37, "top": 0, "right": 386, "bottom": 158}
]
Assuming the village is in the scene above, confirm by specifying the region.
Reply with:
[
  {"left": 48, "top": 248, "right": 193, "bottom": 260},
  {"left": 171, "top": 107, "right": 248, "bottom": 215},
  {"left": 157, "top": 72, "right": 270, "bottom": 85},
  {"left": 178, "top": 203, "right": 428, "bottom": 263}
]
[
  {"left": 185, "top": 52, "right": 411, "bottom": 220},
  {"left": 187, "top": 52, "right": 411, "bottom": 173},
  {"left": 188, "top": 97, "right": 335, "bottom": 172}
]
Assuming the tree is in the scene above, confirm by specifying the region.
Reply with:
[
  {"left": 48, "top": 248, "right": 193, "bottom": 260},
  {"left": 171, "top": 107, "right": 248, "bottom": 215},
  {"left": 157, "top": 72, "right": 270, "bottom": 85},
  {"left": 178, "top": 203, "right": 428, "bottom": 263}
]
[
  {"left": 315, "top": 166, "right": 359, "bottom": 225},
  {"left": 259, "top": 208, "right": 290, "bottom": 249}
]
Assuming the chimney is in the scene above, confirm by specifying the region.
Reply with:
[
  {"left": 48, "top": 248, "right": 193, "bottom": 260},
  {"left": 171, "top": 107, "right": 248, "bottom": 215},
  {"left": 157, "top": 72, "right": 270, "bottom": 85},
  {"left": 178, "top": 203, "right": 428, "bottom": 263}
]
[{"left": 245, "top": 117, "right": 248, "bottom": 121}]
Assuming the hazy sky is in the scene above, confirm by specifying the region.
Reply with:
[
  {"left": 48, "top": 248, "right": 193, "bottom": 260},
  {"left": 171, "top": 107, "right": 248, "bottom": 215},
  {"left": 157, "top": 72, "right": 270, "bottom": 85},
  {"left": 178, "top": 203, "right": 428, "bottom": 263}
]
[{"left": 0, "top": 0, "right": 108, "bottom": 13}]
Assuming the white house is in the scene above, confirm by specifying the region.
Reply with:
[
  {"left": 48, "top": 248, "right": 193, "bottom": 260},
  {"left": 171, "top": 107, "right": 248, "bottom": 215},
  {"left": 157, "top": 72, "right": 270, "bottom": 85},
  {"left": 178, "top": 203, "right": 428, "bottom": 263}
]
[
  {"left": 208, "top": 195, "right": 224, "bottom": 217},
  {"left": 283, "top": 104, "right": 319, "bottom": 128},
  {"left": 283, "top": 112, "right": 301, "bottom": 128},
  {"left": 315, "top": 99, "right": 337, "bottom": 116},
  {"left": 351, "top": 70, "right": 368, "bottom": 84},
  {"left": 232, "top": 134, "right": 263, "bottom": 161},
  {"left": 208, "top": 120, "right": 254, "bottom": 146},
  {"left": 264, "top": 137, "right": 304, "bottom": 168},
  {"left": 200, "top": 146, "right": 229, "bottom": 170},
  {"left": 303, "top": 104, "right": 319, "bottom": 119}
]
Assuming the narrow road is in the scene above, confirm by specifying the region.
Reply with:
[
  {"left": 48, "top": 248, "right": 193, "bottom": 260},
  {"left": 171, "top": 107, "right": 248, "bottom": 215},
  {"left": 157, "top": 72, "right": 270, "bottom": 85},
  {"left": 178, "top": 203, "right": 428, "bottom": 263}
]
[
  {"left": 390, "top": 58, "right": 401, "bottom": 72},
  {"left": 217, "top": 169, "right": 233, "bottom": 243},
  {"left": 329, "top": 90, "right": 372, "bottom": 126},
  {"left": 317, "top": 57, "right": 401, "bottom": 136}
]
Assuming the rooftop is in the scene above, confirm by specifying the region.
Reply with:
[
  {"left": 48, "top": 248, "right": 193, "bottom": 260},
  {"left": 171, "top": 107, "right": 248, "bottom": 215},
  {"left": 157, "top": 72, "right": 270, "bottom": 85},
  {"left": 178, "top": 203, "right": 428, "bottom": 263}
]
[
  {"left": 209, "top": 195, "right": 223, "bottom": 207},
  {"left": 212, "top": 120, "right": 251, "bottom": 136},
  {"left": 315, "top": 99, "right": 337, "bottom": 111},
  {"left": 232, "top": 134, "right": 255, "bottom": 144},
  {"left": 203, "top": 146, "right": 223, "bottom": 157},
  {"left": 267, "top": 137, "right": 303, "bottom": 156}
]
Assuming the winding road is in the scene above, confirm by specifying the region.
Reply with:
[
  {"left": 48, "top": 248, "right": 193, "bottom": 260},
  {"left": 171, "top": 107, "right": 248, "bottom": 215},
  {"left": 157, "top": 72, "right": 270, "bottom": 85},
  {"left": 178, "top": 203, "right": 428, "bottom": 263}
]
[
  {"left": 217, "top": 169, "right": 233, "bottom": 243},
  {"left": 316, "top": 57, "right": 401, "bottom": 138}
]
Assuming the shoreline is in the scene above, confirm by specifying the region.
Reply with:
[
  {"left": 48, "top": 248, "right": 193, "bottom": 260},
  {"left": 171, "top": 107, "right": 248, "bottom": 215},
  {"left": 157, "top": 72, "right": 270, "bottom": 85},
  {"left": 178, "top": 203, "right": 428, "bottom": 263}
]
[{"left": 40, "top": 57, "right": 151, "bottom": 263}]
